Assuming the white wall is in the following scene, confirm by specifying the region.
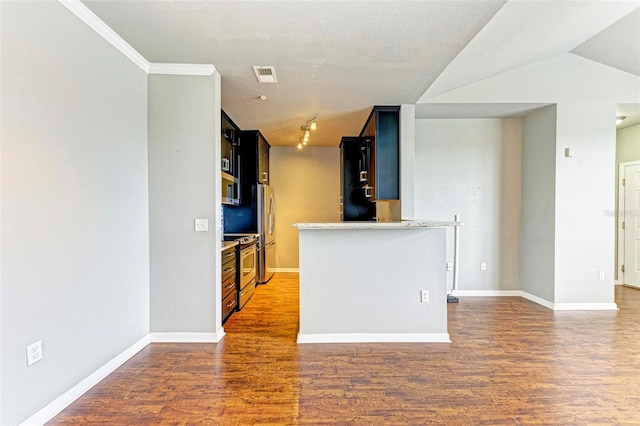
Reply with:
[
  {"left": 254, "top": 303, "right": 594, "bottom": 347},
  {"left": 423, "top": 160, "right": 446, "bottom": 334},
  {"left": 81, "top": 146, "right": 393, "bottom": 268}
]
[
  {"left": 148, "top": 74, "right": 219, "bottom": 333},
  {"left": 270, "top": 147, "right": 340, "bottom": 269},
  {"left": 298, "top": 227, "right": 448, "bottom": 338},
  {"left": 1, "top": 2, "right": 149, "bottom": 424},
  {"left": 617, "top": 124, "right": 640, "bottom": 165},
  {"left": 554, "top": 103, "right": 617, "bottom": 304},
  {"left": 418, "top": 52, "right": 636, "bottom": 307},
  {"left": 414, "top": 118, "right": 522, "bottom": 292},
  {"left": 521, "top": 105, "right": 557, "bottom": 301}
]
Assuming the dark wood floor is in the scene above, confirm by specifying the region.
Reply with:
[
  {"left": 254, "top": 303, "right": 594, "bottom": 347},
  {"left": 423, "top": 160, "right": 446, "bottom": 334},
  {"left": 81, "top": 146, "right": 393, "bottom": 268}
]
[{"left": 50, "top": 274, "right": 640, "bottom": 425}]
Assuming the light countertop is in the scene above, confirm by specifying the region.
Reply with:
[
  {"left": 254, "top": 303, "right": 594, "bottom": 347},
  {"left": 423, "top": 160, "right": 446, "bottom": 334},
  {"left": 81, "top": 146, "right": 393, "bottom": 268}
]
[
  {"left": 292, "top": 220, "right": 462, "bottom": 230},
  {"left": 221, "top": 240, "right": 238, "bottom": 251}
]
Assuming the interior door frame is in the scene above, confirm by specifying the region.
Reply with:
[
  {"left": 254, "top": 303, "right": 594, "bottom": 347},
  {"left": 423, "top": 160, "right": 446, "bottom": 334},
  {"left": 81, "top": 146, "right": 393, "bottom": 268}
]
[{"left": 617, "top": 160, "right": 640, "bottom": 286}]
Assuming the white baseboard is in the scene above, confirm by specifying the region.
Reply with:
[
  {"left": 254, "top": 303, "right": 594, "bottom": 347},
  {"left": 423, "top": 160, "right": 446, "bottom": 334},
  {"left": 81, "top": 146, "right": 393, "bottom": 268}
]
[
  {"left": 450, "top": 290, "right": 619, "bottom": 311},
  {"left": 520, "top": 292, "right": 618, "bottom": 311},
  {"left": 553, "top": 303, "right": 618, "bottom": 311},
  {"left": 271, "top": 268, "right": 299, "bottom": 273},
  {"left": 19, "top": 329, "right": 227, "bottom": 425},
  {"left": 453, "top": 290, "right": 522, "bottom": 297},
  {"left": 297, "top": 333, "right": 451, "bottom": 343},
  {"left": 149, "top": 330, "right": 225, "bottom": 343},
  {"left": 520, "top": 291, "right": 555, "bottom": 310},
  {"left": 19, "top": 334, "right": 150, "bottom": 426}
]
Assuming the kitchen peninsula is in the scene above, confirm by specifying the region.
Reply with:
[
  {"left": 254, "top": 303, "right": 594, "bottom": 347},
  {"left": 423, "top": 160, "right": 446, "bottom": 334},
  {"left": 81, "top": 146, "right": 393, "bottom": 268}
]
[{"left": 293, "top": 220, "right": 460, "bottom": 343}]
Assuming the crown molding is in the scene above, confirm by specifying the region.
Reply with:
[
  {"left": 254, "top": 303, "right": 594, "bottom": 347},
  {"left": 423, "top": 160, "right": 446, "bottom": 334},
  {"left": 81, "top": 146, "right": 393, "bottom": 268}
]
[
  {"left": 58, "top": 0, "right": 150, "bottom": 73},
  {"left": 148, "top": 63, "right": 216, "bottom": 76},
  {"left": 59, "top": 1, "right": 216, "bottom": 76}
]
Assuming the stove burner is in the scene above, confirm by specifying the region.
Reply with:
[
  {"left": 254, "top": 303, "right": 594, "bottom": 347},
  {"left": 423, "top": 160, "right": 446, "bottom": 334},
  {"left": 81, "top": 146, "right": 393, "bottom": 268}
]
[
  {"left": 223, "top": 233, "right": 259, "bottom": 247},
  {"left": 236, "top": 235, "right": 256, "bottom": 244}
]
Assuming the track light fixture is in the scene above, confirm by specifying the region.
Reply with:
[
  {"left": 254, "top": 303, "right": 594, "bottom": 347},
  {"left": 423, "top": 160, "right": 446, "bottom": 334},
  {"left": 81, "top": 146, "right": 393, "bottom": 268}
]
[{"left": 298, "top": 115, "right": 318, "bottom": 149}]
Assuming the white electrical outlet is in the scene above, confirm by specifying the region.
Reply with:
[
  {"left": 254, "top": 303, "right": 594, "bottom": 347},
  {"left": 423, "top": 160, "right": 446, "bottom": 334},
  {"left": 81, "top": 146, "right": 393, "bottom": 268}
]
[
  {"left": 194, "top": 218, "right": 208, "bottom": 232},
  {"left": 27, "top": 340, "right": 43, "bottom": 366},
  {"left": 598, "top": 271, "right": 605, "bottom": 281},
  {"left": 420, "top": 290, "right": 429, "bottom": 303},
  {"left": 446, "top": 262, "right": 453, "bottom": 272},
  {"left": 480, "top": 262, "right": 487, "bottom": 271}
]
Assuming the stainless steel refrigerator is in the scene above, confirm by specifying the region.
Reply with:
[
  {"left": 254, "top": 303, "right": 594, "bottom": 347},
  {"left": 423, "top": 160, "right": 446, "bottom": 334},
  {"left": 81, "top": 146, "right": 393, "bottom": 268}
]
[{"left": 257, "top": 184, "right": 275, "bottom": 283}]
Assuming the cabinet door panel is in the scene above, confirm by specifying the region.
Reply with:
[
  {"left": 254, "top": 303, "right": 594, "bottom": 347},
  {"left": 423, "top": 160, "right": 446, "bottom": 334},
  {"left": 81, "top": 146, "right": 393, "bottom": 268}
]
[
  {"left": 258, "top": 136, "right": 270, "bottom": 184},
  {"left": 340, "top": 137, "right": 375, "bottom": 221},
  {"left": 375, "top": 110, "right": 399, "bottom": 200}
]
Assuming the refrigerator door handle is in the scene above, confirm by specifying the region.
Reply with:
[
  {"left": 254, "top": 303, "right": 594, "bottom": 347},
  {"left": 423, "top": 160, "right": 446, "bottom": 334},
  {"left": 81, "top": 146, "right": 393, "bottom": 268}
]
[{"left": 268, "top": 194, "right": 275, "bottom": 235}]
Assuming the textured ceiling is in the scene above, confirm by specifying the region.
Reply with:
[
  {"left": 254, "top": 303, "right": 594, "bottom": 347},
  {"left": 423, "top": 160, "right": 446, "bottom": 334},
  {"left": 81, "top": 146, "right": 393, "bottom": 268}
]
[{"left": 82, "top": 0, "right": 640, "bottom": 145}]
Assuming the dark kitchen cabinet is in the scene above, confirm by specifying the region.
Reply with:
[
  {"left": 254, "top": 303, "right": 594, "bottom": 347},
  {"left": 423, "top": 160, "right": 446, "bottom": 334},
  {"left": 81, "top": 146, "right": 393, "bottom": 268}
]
[
  {"left": 359, "top": 106, "right": 400, "bottom": 201},
  {"left": 257, "top": 134, "right": 270, "bottom": 184},
  {"left": 241, "top": 130, "right": 270, "bottom": 185},
  {"left": 221, "top": 244, "right": 238, "bottom": 323},
  {"left": 340, "top": 137, "right": 376, "bottom": 221},
  {"left": 339, "top": 106, "right": 400, "bottom": 222},
  {"left": 223, "top": 130, "right": 271, "bottom": 234},
  {"left": 221, "top": 111, "right": 241, "bottom": 205}
]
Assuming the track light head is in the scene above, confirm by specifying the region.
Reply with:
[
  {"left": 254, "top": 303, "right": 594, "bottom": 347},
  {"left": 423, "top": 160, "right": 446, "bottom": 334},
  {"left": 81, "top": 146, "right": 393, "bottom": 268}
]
[{"left": 298, "top": 115, "right": 318, "bottom": 149}]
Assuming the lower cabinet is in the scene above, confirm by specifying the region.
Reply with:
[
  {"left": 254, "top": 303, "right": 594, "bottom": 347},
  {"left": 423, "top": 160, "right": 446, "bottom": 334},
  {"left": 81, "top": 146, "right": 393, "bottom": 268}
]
[
  {"left": 221, "top": 245, "right": 238, "bottom": 323},
  {"left": 238, "top": 278, "right": 256, "bottom": 310}
]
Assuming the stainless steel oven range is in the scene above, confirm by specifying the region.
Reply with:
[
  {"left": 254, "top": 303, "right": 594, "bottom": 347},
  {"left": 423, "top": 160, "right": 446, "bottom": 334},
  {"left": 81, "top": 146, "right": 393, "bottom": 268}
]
[{"left": 224, "top": 234, "right": 258, "bottom": 310}]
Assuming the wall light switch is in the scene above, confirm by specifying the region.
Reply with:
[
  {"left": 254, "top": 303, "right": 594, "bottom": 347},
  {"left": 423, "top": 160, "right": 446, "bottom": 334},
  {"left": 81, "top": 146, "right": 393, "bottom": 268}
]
[
  {"left": 420, "top": 290, "right": 429, "bottom": 303},
  {"left": 598, "top": 271, "right": 605, "bottom": 281},
  {"left": 564, "top": 148, "right": 573, "bottom": 157},
  {"left": 446, "top": 262, "right": 453, "bottom": 272},
  {"left": 194, "top": 218, "right": 208, "bottom": 232},
  {"left": 480, "top": 262, "right": 487, "bottom": 271}
]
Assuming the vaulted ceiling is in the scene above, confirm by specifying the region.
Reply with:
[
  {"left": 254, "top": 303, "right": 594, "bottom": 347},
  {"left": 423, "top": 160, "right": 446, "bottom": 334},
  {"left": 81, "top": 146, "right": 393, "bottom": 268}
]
[{"left": 82, "top": 0, "right": 640, "bottom": 146}]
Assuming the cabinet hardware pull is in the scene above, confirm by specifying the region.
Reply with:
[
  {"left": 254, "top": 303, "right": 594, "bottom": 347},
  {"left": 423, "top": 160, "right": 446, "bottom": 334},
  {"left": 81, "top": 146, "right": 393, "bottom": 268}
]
[
  {"left": 224, "top": 267, "right": 234, "bottom": 273},
  {"left": 225, "top": 283, "right": 235, "bottom": 289},
  {"left": 226, "top": 301, "right": 235, "bottom": 307},
  {"left": 224, "top": 253, "right": 234, "bottom": 257}
]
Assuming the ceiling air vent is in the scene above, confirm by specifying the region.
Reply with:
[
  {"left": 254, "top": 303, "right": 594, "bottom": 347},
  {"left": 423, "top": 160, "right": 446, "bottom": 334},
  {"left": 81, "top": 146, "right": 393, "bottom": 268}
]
[{"left": 253, "top": 66, "right": 278, "bottom": 83}]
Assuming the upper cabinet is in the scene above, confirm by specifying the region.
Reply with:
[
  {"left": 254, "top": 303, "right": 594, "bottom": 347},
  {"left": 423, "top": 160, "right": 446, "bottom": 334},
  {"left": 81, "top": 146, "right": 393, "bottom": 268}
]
[
  {"left": 241, "top": 130, "right": 270, "bottom": 185},
  {"left": 257, "top": 133, "right": 270, "bottom": 185},
  {"left": 221, "top": 111, "right": 241, "bottom": 178},
  {"left": 221, "top": 110, "right": 241, "bottom": 205},
  {"left": 340, "top": 137, "right": 376, "bottom": 221},
  {"left": 359, "top": 106, "right": 400, "bottom": 201},
  {"left": 340, "top": 106, "right": 400, "bottom": 221}
]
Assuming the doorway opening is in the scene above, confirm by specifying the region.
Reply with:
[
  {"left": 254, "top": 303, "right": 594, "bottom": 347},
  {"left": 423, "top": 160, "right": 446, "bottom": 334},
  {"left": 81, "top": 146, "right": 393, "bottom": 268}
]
[{"left": 617, "top": 160, "right": 640, "bottom": 289}]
